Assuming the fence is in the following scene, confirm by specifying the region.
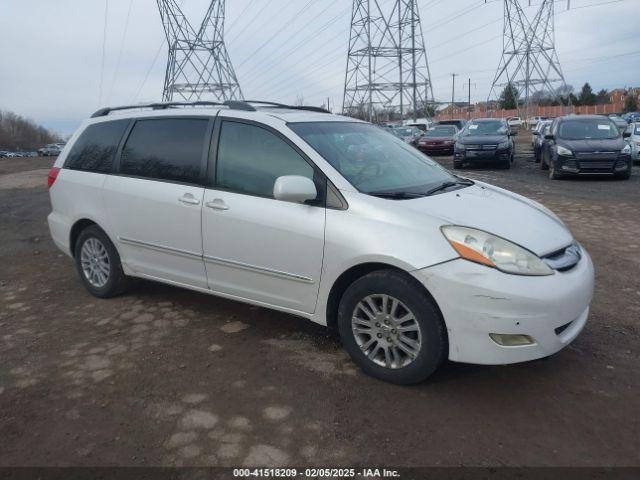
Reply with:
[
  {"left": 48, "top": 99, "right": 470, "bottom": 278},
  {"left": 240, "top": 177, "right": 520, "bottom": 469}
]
[{"left": 435, "top": 102, "right": 626, "bottom": 122}]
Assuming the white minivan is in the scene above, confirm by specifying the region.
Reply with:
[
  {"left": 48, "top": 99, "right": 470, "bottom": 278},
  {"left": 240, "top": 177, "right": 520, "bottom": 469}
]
[{"left": 48, "top": 101, "right": 594, "bottom": 384}]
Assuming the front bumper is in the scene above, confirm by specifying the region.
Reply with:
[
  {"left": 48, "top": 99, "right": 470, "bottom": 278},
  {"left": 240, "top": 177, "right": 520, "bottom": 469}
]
[
  {"left": 556, "top": 154, "right": 631, "bottom": 174},
  {"left": 418, "top": 143, "right": 455, "bottom": 154},
  {"left": 454, "top": 147, "right": 511, "bottom": 163},
  {"left": 412, "top": 249, "right": 594, "bottom": 365}
]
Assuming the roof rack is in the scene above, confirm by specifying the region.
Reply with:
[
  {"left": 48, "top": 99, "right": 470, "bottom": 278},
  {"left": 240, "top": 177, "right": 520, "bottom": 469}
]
[{"left": 90, "top": 100, "right": 331, "bottom": 118}]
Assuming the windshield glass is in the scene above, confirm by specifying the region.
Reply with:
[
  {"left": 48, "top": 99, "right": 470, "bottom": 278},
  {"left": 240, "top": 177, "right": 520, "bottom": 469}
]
[
  {"left": 394, "top": 127, "right": 415, "bottom": 136},
  {"left": 462, "top": 121, "right": 507, "bottom": 136},
  {"left": 558, "top": 119, "right": 620, "bottom": 140},
  {"left": 289, "top": 122, "right": 456, "bottom": 194},
  {"left": 425, "top": 127, "right": 457, "bottom": 137}
]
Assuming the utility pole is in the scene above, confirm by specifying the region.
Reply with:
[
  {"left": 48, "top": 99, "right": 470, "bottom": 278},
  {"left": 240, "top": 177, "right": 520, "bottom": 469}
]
[
  {"left": 343, "top": 0, "right": 434, "bottom": 122},
  {"left": 157, "top": 0, "right": 242, "bottom": 102},
  {"left": 468, "top": 78, "right": 471, "bottom": 120},
  {"left": 488, "top": 0, "right": 566, "bottom": 118},
  {"left": 451, "top": 73, "right": 456, "bottom": 120}
]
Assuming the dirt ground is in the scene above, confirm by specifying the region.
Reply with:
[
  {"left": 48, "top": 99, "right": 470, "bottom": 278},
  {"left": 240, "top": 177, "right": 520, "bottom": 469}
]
[{"left": 1, "top": 136, "right": 639, "bottom": 468}]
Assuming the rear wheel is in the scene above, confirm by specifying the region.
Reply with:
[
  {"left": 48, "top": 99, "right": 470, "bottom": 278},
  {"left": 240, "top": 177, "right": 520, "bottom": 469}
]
[
  {"left": 74, "top": 225, "right": 130, "bottom": 298},
  {"left": 337, "top": 270, "right": 447, "bottom": 384}
]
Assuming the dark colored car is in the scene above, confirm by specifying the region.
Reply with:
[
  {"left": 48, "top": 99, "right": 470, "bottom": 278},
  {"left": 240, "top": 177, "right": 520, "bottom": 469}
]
[
  {"left": 533, "top": 121, "right": 553, "bottom": 162},
  {"left": 453, "top": 118, "right": 516, "bottom": 169},
  {"left": 437, "top": 119, "right": 467, "bottom": 131},
  {"left": 416, "top": 125, "right": 458, "bottom": 155},
  {"left": 541, "top": 115, "right": 632, "bottom": 180}
]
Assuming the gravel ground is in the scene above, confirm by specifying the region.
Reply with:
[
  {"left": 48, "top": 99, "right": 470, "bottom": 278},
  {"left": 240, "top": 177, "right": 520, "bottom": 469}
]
[{"left": 1, "top": 140, "right": 639, "bottom": 468}]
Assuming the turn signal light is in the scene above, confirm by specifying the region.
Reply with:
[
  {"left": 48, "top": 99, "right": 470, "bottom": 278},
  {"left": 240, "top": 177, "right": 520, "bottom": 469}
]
[{"left": 489, "top": 333, "right": 535, "bottom": 346}]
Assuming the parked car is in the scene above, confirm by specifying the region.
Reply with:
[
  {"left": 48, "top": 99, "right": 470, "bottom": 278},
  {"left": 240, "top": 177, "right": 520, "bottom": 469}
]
[
  {"left": 0, "top": 151, "right": 9, "bottom": 158},
  {"left": 627, "top": 122, "right": 640, "bottom": 162},
  {"left": 507, "top": 116, "right": 522, "bottom": 127},
  {"left": 528, "top": 116, "right": 549, "bottom": 129},
  {"left": 436, "top": 119, "right": 466, "bottom": 131},
  {"left": 47, "top": 101, "right": 594, "bottom": 384},
  {"left": 453, "top": 118, "right": 516, "bottom": 169},
  {"left": 391, "top": 126, "right": 422, "bottom": 146},
  {"left": 405, "top": 118, "right": 434, "bottom": 132},
  {"left": 39, "top": 145, "right": 62, "bottom": 156},
  {"left": 533, "top": 122, "right": 553, "bottom": 163},
  {"left": 622, "top": 112, "right": 640, "bottom": 124},
  {"left": 612, "top": 117, "right": 629, "bottom": 134},
  {"left": 540, "top": 115, "right": 632, "bottom": 179},
  {"left": 531, "top": 119, "right": 552, "bottom": 148},
  {"left": 416, "top": 125, "right": 458, "bottom": 155}
]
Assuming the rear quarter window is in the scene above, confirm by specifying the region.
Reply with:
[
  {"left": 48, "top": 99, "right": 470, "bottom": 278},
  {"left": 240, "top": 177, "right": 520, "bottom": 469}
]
[{"left": 64, "top": 120, "right": 129, "bottom": 173}]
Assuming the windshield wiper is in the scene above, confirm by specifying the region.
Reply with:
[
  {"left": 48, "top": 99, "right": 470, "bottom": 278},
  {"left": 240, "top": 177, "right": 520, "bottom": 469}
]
[
  {"left": 369, "top": 191, "right": 426, "bottom": 200},
  {"left": 425, "top": 179, "right": 473, "bottom": 196}
]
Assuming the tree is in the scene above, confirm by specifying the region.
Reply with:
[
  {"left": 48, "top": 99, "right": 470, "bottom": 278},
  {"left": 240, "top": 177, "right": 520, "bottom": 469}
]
[
  {"left": 623, "top": 94, "right": 639, "bottom": 113},
  {"left": 596, "top": 89, "right": 609, "bottom": 105},
  {"left": 499, "top": 83, "right": 518, "bottom": 110},
  {"left": 578, "top": 83, "right": 597, "bottom": 106}
]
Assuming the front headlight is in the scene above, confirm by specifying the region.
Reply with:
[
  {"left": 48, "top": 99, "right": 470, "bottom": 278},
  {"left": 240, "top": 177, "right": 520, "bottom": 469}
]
[
  {"left": 441, "top": 226, "right": 554, "bottom": 276},
  {"left": 557, "top": 145, "right": 573, "bottom": 156},
  {"left": 621, "top": 144, "right": 631, "bottom": 155}
]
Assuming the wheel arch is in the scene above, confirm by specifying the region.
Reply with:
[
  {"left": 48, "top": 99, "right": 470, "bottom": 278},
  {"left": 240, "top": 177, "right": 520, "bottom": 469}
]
[
  {"left": 69, "top": 218, "right": 118, "bottom": 258},
  {"left": 325, "top": 262, "right": 445, "bottom": 332}
]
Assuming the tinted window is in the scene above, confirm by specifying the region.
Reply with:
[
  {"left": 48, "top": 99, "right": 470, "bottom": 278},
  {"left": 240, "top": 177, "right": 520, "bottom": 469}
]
[
  {"left": 65, "top": 120, "right": 129, "bottom": 173},
  {"left": 120, "top": 118, "right": 208, "bottom": 184},
  {"left": 216, "top": 121, "right": 315, "bottom": 198}
]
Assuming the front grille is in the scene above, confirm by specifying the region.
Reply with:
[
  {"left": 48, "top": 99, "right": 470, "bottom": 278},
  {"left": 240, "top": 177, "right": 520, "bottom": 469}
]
[
  {"left": 555, "top": 321, "right": 573, "bottom": 335},
  {"left": 575, "top": 151, "right": 617, "bottom": 160},
  {"left": 580, "top": 160, "right": 615, "bottom": 171},
  {"left": 482, "top": 144, "right": 497, "bottom": 150},
  {"left": 465, "top": 144, "right": 498, "bottom": 151}
]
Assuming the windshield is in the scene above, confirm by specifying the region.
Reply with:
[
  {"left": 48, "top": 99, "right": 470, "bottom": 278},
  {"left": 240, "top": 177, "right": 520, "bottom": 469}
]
[
  {"left": 462, "top": 121, "right": 507, "bottom": 136},
  {"left": 289, "top": 122, "right": 456, "bottom": 194},
  {"left": 394, "top": 127, "right": 416, "bottom": 136},
  {"left": 425, "top": 127, "right": 457, "bottom": 137},
  {"left": 558, "top": 119, "right": 620, "bottom": 140}
]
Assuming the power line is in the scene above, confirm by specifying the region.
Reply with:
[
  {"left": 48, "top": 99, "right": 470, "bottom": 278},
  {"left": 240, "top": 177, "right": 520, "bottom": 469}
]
[
  {"left": 106, "top": 0, "right": 134, "bottom": 104},
  {"left": 98, "top": 0, "right": 109, "bottom": 106}
]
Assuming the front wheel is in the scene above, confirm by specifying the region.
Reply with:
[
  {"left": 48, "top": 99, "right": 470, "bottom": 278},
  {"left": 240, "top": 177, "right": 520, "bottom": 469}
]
[
  {"left": 337, "top": 270, "right": 447, "bottom": 384},
  {"left": 453, "top": 160, "right": 463, "bottom": 169},
  {"left": 74, "top": 225, "right": 130, "bottom": 298},
  {"left": 549, "top": 159, "right": 562, "bottom": 180}
]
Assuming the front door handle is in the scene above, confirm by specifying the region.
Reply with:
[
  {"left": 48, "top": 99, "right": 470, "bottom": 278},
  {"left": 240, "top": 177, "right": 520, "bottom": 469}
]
[
  {"left": 206, "top": 199, "right": 229, "bottom": 210},
  {"left": 179, "top": 193, "right": 201, "bottom": 205}
]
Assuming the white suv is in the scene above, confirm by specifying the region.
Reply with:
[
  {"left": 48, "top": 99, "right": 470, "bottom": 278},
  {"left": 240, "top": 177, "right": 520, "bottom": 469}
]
[{"left": 48, "top": 101, "right": 594, "bottom": 384}]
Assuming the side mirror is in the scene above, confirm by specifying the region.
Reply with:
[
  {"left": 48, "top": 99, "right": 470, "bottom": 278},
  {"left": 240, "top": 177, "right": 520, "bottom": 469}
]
[
  {"left": 273, "top": 175, "right": 317, "bottom": 204},
  {"left": 532, "top": 131, "right": 540, "bottom": 135},
  {"left": 544, "top": 134, "right": 555, "bottom": 140},
  {"left": 623, "top": 132, "right": 631, "bottom": 138}
]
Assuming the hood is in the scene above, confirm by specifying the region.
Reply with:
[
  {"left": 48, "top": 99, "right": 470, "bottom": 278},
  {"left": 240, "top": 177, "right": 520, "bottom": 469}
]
[
  {"left": 459, "top": 135, "right": 507, "bottom": 145},
  {"left": 393, "top": 183, "right": 572, "bottom": 256},
  {"left": 558, "top": 138, "right": 624, "bottom": 152}
]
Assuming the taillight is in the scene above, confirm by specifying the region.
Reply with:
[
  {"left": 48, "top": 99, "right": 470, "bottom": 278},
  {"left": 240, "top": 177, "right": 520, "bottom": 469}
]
[{"left": 47, "top": 167, "right": 60, "bottom": 188}]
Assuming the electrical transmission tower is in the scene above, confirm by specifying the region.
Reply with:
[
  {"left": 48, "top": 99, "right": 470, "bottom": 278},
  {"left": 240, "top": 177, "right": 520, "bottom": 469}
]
[
  {"left": 488, "top": 0, "right": 566, "bottom": 117},
  {"left": 342, "top": 0, "right": 434, "bottom": 122},
  {"left": 157, "top": 0, "right": 242, "bottom": 102}
]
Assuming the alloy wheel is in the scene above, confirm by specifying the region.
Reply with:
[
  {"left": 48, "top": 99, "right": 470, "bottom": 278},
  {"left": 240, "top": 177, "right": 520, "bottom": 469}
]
[
  {"left": 80, "top": 237, "right": 110, "bottom": 288},
  {"left": 351, "top": 294, "right": 422, "bottom": 369}
]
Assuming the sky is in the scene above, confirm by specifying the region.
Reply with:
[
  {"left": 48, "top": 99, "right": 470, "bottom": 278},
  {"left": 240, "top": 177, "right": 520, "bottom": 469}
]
[{"left": 0, "top": 0, "right": 638, "bottom": 136}]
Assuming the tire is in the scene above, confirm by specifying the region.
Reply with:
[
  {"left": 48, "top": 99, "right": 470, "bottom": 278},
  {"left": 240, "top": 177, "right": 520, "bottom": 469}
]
[
  {"left": 541, "top": 153, "right": 549, "bottom": 170},
  {"left": 453, "top": 160, "right": 463, "bottom": 169},
  {"left": 617, "top": 167, "right": 632, "bottom": 180},
  {"left": 502, "top": 157, "right": 511, "bottom": 169},
  {"left": 74, "top": 225, "right": 130, "bottom": 298},
  {"left": 549, "top": 159, "right": 562, "bottom": 180},
  {"left": 337, "top": 270, "right": 447, "bottom": 384}
]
